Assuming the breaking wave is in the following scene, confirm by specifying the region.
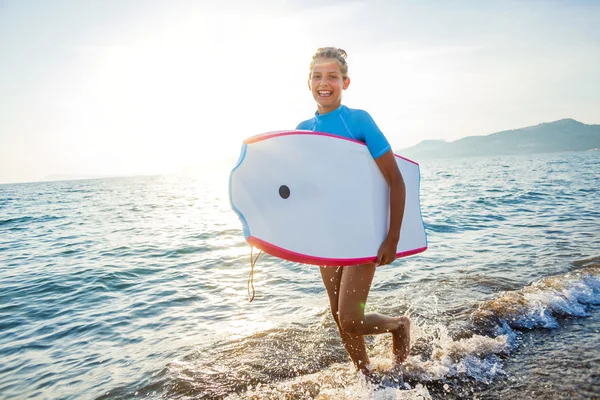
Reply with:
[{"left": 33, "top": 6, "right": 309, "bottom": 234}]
[{"left": 471, "top": 258, "right": 600, "bottom": 335}]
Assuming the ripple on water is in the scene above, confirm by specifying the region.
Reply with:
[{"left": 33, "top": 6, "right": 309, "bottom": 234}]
[{"left": 1, "top": 152, "right": 599, "bottom": 399}]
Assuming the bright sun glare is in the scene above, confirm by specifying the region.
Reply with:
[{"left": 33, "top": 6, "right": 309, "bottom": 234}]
[{"left": 52, "top": 6, "right": 315, "bottom": 179}]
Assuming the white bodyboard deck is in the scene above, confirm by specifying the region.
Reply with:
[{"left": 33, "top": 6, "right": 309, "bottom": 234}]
[{"left": 229, "top": 131, "right": 427, "bottom": 266}]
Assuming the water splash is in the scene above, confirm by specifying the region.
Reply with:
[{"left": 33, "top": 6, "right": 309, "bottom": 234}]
[
  {"left": 208, "top": 315, "right": 511, "bottom": 399},
  {"left": 399, "top": 321, "right": 509, "bottom": 384},
  {"left": 208, "top": 262, "right": 600, "bottom": 399},
  {"left": 226, "top": 362, "right": 433, "bottom": 400}
]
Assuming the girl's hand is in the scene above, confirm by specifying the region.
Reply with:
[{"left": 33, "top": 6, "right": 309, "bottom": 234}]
[{"left": 375, "top": 236, "right": 399, "bottom": 267}]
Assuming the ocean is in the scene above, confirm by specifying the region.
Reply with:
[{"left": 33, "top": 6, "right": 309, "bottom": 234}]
[{"left": 1, "top": 151, "right": 599, "bottom": 399}]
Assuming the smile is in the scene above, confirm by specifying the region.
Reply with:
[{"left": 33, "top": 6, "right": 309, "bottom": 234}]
[{"left": 318, "top": 90, "right": 333, "bottom": 97}]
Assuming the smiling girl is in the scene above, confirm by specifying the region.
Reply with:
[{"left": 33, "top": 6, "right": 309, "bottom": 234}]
[{"left": 296, "top": 47, "right": 410, "bottom": 376}]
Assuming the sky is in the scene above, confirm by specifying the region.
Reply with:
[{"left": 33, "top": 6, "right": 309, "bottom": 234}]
[{"left": 1, "top": 0, "right": 599, "bottom": 184}]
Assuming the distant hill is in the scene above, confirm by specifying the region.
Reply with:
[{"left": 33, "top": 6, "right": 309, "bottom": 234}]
[{"left": 399, "top": 119, "right": 600, "bottom": 159}]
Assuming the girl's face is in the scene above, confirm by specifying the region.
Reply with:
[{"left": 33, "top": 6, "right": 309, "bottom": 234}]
[{"left": 308, "top": 59, "right": 350, "bottom": 115}]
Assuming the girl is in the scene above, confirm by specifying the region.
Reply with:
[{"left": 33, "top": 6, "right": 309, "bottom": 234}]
[{"left": 296, "top": 47, "right": 410, "bottom": 375}]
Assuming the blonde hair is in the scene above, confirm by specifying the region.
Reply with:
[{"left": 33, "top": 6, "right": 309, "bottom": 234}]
[{"left": 309, "top": 47, "right": 349, "bottom": 79}]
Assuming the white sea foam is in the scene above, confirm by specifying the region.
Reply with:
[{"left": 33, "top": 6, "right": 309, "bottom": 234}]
[
  {"left": 227, "top": 362, "right": 433, "bottom": 400},
  {"left": 376, "top": 319, "right": 510, "bottom": 385},
  {"left": 224, "top": 316, "right": 512, "bottom": 399},
  {"left": 473, "top": 265, "right": 600, "bottom": 334}
]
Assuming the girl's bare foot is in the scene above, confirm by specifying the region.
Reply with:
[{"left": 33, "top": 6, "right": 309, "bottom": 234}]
[
  {"left": 392, "top": 316, "right": 410, "bottom": 364},
  {"left": 357, "top": 361, "right": 374, "bottom": 375}
]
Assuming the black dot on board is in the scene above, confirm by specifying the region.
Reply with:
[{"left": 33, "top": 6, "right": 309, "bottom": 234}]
[{"left": 279, "top": 185, "right": 290, "bottom": 199}]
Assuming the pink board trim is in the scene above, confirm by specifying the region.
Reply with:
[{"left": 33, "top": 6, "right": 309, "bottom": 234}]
[
  {"left": 248, "top": 236, "right": 427, "bottom": 267},
  {"left": 243, "top": 130, "right": 419, "bottom": 166}
]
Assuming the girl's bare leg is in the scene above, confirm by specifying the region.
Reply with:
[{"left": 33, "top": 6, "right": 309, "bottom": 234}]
[
  {"left": 320, "top": 264, "right": 411, "bottom": 373},
  {"left": 338, "top": 264, "right": 410, "bottom": 364},
  {"left": 320, "top": 266, "right": 372, "bottom": 372}
]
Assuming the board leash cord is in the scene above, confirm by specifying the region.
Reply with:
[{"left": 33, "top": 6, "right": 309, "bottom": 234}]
[{"left": 248, "top": 247, "right": 263, "bottom": 302}]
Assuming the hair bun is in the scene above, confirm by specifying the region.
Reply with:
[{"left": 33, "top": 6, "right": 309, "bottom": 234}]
[{"left": 309, "top": 47, "right": 349, "bottom": 78}]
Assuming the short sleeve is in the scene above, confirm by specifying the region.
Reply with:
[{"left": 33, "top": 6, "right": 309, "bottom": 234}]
[
  {"left": 357, "top": 111, "right": 391, "bottom": 159},
  {"left": 296, "top": 119, "right": 313, "bottom": 130}
]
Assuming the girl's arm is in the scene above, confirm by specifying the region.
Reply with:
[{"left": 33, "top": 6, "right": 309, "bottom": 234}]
[{"left": 374, "top": 150, "right": 406, "bottom": 266}]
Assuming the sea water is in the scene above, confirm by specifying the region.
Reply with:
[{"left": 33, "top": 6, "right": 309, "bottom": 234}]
[{"left": 0, "top": 151, "right": 598, "bottom": 399}]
